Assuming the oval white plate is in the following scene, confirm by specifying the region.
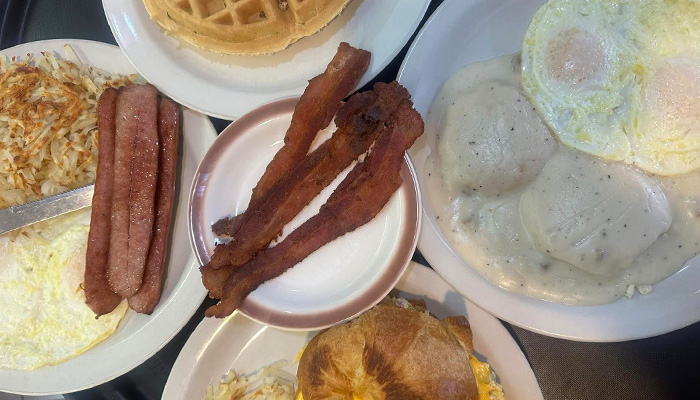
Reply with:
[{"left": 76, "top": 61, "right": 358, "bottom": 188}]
[
  {"left": 398, "top": 0, "right": 700, "bottom": 342},
  {"left": 163, "top": 262, "right": 543, "bottom": 400},
  {"left": 189, "top": 97, "right": 421, "bottom": 330},
  {"left": 0, "top": 39, "right": 217, "bottom": 394},
  {"left": 101, "top": 0, "right": 430, "bottom": 120}
]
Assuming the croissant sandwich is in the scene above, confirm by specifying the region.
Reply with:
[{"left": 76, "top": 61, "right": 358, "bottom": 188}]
[{"left": 296, "top": 298, "right": 505, "bottom": 400}]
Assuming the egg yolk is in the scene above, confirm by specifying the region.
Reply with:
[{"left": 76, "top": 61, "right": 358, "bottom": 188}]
[
  {"left": 644, "top": 57, "right": 700, "bottom": 136},
  {"left": 546, "top": 27, "right": 606, "bottom": 87}
]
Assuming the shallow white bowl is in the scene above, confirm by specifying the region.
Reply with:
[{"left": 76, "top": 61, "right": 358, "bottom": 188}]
[{"left": 398, "top": 0, "right": 700, "bottom": 342}]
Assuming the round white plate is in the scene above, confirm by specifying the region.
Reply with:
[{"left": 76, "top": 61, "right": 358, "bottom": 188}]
[
  {"left": 189, "top": 98, "right": 420, "bottom": 330},
  {"left": 163, "top": 262, "right": 543, "bottom": 400},
  {"left": 398, "top": 0, "right": 700, "bottom": 342},
  {"left": 0, "top": 39, "right": 217, "bottom": 394},
  {"left": 101, "top": 0, "right": 430, "bottom": 120}
]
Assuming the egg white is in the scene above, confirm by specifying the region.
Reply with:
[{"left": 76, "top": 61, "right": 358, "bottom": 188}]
[{"left": 0, "top": 209, "right": 127, "bottom": 370}]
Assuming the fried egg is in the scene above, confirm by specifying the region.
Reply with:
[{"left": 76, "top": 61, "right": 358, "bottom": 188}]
[
  {"left": 627, "top": 0, "right": 700, "bottom": 175},
  {"left": 522, "top": 0, "right": 700, "bottom": 175},
  {"left": 630, "top": 54, "right": 700, "bottom": 174},
  {"left": 0, "top": 209, "right": 127, "bottom": 370},
  {"left": 521, "top": 0, "right": 638, "bottom": 161}
]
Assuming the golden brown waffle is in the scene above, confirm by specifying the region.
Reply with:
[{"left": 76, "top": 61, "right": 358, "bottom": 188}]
[{"left": 142, "top": 0, "right": 354, "bottom": 55}]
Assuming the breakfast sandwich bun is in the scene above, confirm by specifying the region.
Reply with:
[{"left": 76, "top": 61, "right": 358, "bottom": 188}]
[{"left": 297, "top": 299, "right": 479, "bottom": 400}]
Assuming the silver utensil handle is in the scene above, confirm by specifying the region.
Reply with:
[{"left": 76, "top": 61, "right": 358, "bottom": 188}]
[{"left": 0, "top": 184, "right": 94, "bottom": 235}]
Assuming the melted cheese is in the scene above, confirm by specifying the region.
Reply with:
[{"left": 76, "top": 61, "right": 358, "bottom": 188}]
[{"left": 470, "top": 355, "right": 505, "bottom": 400}]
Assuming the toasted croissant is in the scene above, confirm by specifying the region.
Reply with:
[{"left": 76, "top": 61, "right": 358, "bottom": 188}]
[{"left": 297, "top": 300, "right": 479, "bottom": 400}]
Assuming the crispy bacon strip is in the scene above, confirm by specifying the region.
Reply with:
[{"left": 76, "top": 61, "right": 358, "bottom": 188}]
[
  {"left": 211, "top": 89, "right": 376, "bottom": 239},
  {"left": 85, "top": 88, "right": 122, "bottom": 316},
  {"left": 206, "top": 82, "right": 410, "bottom": 271},
  {"left": 205, "top": 102, "right": 424, "bottom": 318},
  {"left": 211, "top": 42, "right": 370, "bottom": 237},
  {"left": 202, "top": 84, "right": 410, "bottom": 294},
  {"left": 128, "top": 98, "right": 179, "bottom": 314}
]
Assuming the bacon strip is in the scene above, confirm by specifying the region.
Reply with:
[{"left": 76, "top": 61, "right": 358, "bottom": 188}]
[
  {"left": 202, "top": 84, "right": 409, "bottom": 294},
  {"left": 85, "top": 88, "right": 122, "bottom": 316},
  {"left": 128, "top": 98, "right": 179, "bottom": 314},
  {"left": 205, "top": 102, "right": 424, "bottom": 318},
  {"left": 211, "top": 42, "right": 371, "bottom": 237},
  {"left": 108, "top": 84, "right": 159, "bottom": 298},
  {"left": 206, "top": 82, "right": 410, "bottom": 271}
]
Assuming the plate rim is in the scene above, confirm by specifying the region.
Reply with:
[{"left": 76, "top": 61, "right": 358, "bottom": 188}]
[
  {"left": 101, "top": 0, "right": 431, "bottom": 120},
  {"left": 397, "top": 0, "right": 700, "bottom": 342},
  {"left": 187, "top": 96, "right": 422, "bottom": 330},
  {"left": 162, "top": 261, "right": 544, "bottom": 400},
  {"left": 0, "top": 39, "right": 216, "bottom": 394}
]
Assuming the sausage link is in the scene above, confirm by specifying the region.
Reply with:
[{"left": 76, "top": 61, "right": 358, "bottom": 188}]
[
  {"left": 108, "top": 84, "right": 159, "bottom": 297},
  {"left": 85, "top": 88, "right": 122, "bottom": 315},
  {"left": 128, "top": 97, "right": 179, "bottom": 314}
]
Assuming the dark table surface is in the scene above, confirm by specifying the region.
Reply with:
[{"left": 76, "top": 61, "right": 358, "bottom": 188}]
[{"left": 1, "top": 0, "right": 699, "bottom": 399}]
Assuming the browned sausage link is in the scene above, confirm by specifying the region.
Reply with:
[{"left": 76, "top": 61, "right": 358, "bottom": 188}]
[
  {"left": 128, "top": 97, "right": 179, "bottom": 314},
  {"left": 126, "top": 85, "right": 160, "bottom": 296},
  {"left": 85, "top": 88, "right": 122, "bottom": 315},
  {"left": 108, "top": 84, "right": 159, "bottom": 297},
  {"left": 107, "top": 85, "right": 134, "bottom": 297}
]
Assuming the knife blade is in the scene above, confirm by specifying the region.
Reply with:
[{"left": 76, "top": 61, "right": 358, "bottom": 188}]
[{"left": 0, "top": 184, "right": 94, "bottom": 235}]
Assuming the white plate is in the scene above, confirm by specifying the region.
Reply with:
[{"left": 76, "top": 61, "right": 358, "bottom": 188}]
[
  {"left": 0, "top": 39, "right": 217, "bottom": 394},
  {"left": 189, "top": 98, "right": 420, "bottom": 330},
  {"left": 397, "top": 0, "right": 700, "bottom": 342},
  {"left": 163, "top": 262, "right": 543, "bottom": 400},
  {"left": 101, "top": 0, "right": 430, "bottom": 120}
]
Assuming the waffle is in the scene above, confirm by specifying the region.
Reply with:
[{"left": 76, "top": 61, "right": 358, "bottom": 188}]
[{"left": 142, "top": 0, "right": 354, "bottom": 55}]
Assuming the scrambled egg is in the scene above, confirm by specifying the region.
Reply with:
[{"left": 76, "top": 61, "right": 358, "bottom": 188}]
[{"left": 0, "top": 209, "right": 127, "bottom": 370}]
